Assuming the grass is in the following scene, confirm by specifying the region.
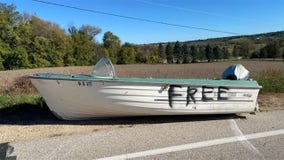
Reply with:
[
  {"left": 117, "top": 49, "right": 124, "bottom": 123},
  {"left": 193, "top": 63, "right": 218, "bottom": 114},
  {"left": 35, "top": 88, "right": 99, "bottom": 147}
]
[
  {"left": 0, "top": 94, "right": 42, "bottom": 109},
  {"left": 252, "top": 70, "right": 284, "bottom": 93},
  {"left": 0, "top": 94, "right": 56, "bottom": 123}
]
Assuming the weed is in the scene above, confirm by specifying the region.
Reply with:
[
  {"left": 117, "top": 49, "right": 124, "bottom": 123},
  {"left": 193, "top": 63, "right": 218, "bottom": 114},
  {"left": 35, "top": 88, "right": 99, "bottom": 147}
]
[
  {"left": 3, "top": 76, "right": 37, "bottom": 95},
  {"left": 0, "top": 94, "right": 41, "bottom": 109},
  {"left": 252, "top": 70, "right": 284, "bottom": 93}
]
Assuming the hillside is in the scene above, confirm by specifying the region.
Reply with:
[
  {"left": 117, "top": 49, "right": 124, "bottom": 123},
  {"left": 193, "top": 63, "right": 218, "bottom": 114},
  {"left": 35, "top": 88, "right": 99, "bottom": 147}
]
[
  {"left": 141, "top": 31, "right": 284, "bottom": 62},
  {"left": 184, "top": 31, "right": 284, "bottom": 45},
  {"left": 151, "top": 31, "right": 284, "bottom": 46}
]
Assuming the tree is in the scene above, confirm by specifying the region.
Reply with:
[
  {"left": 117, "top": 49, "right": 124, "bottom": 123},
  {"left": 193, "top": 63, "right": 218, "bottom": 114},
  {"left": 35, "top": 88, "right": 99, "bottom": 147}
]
[
  {"left": 80, "top": 25, "right": 101, "bottom": 41},
  {"left": 0, "top": 40, "right": 13, "bottom": 69},
  {"left": 158, "top": 43, "right": 165, "bottom": 62},
  {"left": 232, "top": 45, "right": 240, "bottom": 58},
  {"left": 165, "top": 43, "right": 173, "bottom": 63},
  {"left": 0, "top": 3, "right": 21, "bottom": 42},
  {"left": 68, "top": 25, "right": 96, "bottom": 66},
  {"left": 222, "top": 47, "right": 230, "bottom": 59},
  {"left": 266, "top": 40, "right": 281, "bottom": 59},
  {"left": 5, "top": 46, "right": 30, "bottom": 69},
  {"left": 103, "top": 31, "right": 121, "bottom": 64},
  {"left": 146, "top": 51, "right": 159, "bottom": 64},
  {"left": 258, "top": 40, "right": 281, "bottom": 59},
  {"left": 135, "top": 50, "right": 146, "bottom": 63},
  {"left": 182, "top": 44, "right": 190, "bottom": 63},
  {"left": 117, "top": 43, "right": 136, "bottom": 64},
  {"left": 213, "top": 45, "right": 222, "bottom": 60},
  {"left": 198, "top": 46, "right": 206, "bottom": 61},
  {"left": 190, "top": 45, "right": 198, "bottom": 63},
  {"left": 173, "top": 41, "right": 182, "bottom": 63},
  {"left": 205, "top": 44, "right": 213, "bottom": 62},
  {"left": 236, "top": 38, "right": 254, "bottom": 58}
]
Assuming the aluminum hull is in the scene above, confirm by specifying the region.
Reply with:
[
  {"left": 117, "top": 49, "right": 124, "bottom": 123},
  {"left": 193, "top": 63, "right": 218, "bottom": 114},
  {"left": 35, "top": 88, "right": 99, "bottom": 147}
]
[{"left": 30, "top": 74, "right": 261, "bottom": 120}]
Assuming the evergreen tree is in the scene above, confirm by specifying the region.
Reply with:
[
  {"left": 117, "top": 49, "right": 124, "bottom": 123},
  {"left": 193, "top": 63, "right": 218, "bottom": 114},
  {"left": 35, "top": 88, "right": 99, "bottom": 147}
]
[
  {"left": 266, "top": 40, "right": 281, "bottom": 59},
  {"left": 182, "top": 44, "right": 190, "bottom": 63},
  {"left": 205, "top": 44, "right": 213, "bottom": 62},
  {"left": 190, "top": 45, "right": 198, "bottom": 63},
  {"left": 173, "top": 41, "right": 182, "bottom": 63},
  {"left": 165, "top": 43, "right": 173, "bottom": 63},
  {"left": 232, "top": 45, "right": 240, "bottom": 58},
  {"left": 198, "top": 46, "right": 206, "bottom": 61},
  {"left": 222, "top": 47, "right": 230, "bottom": 59},
  {"left": 158, "top": 43, "right": 165, "bottom": 62},
  {"left": 213, "top": 45, "right": 221, "bottom": 60}
]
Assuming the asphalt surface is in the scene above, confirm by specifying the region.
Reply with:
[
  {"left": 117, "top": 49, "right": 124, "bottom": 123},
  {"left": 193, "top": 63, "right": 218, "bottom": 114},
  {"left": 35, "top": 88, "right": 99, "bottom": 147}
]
[{"left": 2, "top": 110, "right": 284, "bottom": 160}]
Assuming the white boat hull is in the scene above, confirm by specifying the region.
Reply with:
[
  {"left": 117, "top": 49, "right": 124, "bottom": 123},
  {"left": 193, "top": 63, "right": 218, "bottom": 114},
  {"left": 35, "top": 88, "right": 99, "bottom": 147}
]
[{"left": 31, "top": 78, "right": 260, "bottom": 120}]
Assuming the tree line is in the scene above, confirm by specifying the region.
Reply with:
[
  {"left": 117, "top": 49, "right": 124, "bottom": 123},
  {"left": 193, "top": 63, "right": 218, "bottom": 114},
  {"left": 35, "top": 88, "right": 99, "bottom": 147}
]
[{"left": 0, "top": 3, "right": 283, "bottom": 71}]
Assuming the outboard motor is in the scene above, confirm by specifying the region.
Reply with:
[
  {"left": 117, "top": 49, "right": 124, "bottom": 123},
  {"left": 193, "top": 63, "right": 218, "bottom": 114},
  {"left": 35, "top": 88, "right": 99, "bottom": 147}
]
[{"left": 222, "top": 64, "right": 249, "bottom": 80}]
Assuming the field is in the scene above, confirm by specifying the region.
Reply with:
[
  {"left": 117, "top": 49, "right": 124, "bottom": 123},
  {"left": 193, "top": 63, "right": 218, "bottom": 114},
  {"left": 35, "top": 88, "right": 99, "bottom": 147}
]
[
  {"left": 1, "top": 60, "right": 283, "bottom": 90},
  {"left": 0, "top": 60, "right": 283, "bottom": 142}
]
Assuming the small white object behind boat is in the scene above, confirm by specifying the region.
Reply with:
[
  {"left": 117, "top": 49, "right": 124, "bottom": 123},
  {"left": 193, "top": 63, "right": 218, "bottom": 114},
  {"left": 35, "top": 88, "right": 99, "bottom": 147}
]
[{"left": 29, "top": 57, "right": 261, "bottom": 120}]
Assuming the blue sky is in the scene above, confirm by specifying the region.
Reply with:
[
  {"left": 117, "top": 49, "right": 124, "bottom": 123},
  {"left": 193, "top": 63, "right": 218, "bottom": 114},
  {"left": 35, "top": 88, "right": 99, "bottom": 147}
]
[{"left": 2, "top": 0, "right": 284, "bottom": 44}]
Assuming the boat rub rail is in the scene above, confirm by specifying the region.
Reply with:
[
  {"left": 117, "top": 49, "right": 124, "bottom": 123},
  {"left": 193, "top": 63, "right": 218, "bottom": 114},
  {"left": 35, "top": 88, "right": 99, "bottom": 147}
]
[{"left": 29, "top": 73, "right": 261, "bottom": 89}]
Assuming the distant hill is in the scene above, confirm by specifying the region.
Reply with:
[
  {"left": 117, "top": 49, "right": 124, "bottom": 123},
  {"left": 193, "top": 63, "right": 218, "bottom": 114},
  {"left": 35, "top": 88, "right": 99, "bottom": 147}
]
[
  {"left": 137, "top": 31, "right": 284, "bottom": 63},
  {"left": 184, "top": 31, "right": 284, "bottom": 45},
  {"left": 152, "top": 31, "right": 284, "bottom": 46}
]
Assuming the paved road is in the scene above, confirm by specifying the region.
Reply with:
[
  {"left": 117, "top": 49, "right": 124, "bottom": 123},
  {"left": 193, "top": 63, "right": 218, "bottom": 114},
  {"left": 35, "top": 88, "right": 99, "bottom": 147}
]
[{"left": 2, "top": 110, "right": 284, "bottom": 160}]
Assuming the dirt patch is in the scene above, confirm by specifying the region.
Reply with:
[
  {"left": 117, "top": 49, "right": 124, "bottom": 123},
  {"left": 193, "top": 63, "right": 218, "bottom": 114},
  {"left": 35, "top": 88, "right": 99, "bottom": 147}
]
[{"left": 258, "top": 93, "right": 284, "bottom": 111}]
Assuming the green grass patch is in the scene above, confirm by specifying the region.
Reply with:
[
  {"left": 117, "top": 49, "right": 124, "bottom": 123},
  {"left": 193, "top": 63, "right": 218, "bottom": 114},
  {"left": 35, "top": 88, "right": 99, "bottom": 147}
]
[
  {"left": 252, "top": 70, "right": 284, "bottom": 94},
  {"left": 0, "top": 94, "right": 42, "bottom": 109}
]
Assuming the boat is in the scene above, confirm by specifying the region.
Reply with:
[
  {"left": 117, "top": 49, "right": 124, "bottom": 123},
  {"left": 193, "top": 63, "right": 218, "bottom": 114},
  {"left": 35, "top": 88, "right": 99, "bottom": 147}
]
[{"left": 29, "top": 57, "right": 261, "bottom": 120}]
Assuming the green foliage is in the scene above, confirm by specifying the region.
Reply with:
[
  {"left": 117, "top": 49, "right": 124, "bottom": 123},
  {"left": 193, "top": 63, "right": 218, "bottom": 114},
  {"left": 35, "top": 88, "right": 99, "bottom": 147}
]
[
  {"left": 173, "top": 41, "right": 182, "bottom": 64},
  {"left": 135, "top": 51, "right": 147, "bottom": 63},
  {"left": 165, "top": 43, "right": 173, "bottom": 63},
  {"left": 222, "top": 47, "right": 230, "bottom": 59},
  {"left": 190, "top": 45, "right": 198, "bottom": 63},
  {"left": 252, "top": 39, "right": 282, "bottom": 59},
  {"left": 158, "top": 43, "right": 165, "bottom": 61},
  {"left": 253, "top": 70, "right": 284, "bottom": 93},
  {"left": 103, "top": 31, "right": 121, "bottom": 64},
  {"left": 0, "top": 3, "right": 101, "bottom": 70},
  {"left": 213, "top": 45, "right": 222, "bottom": 60},
  {"left": 0, "top": 94, "right": 41, "bottom": 109},
  {"left": 182, "top": 44, "right": 190, "bottom": 63},
  {"left": 117, "top": 43, "right": 137, "bottom": 64},
  {"left": 205, "top": 44, "right": 213, "bottom": 62}
]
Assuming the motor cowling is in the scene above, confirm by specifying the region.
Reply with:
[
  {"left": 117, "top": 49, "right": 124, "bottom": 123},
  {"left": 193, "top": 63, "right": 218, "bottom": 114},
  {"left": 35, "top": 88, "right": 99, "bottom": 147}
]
[{"left": 222, "top": 64, "right": 249, "bottom": 80}]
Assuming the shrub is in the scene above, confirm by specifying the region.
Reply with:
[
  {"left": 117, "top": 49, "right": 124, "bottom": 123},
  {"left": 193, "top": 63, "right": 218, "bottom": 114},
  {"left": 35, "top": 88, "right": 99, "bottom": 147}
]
[{"left": 4, "top": 76, "right": 37, "bottom": 94}]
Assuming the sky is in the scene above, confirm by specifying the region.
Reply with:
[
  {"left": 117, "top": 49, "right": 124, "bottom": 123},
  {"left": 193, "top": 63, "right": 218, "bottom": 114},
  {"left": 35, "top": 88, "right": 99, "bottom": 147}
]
[{"left": 2, "top": 0, "right": 284, "bottom": 44}]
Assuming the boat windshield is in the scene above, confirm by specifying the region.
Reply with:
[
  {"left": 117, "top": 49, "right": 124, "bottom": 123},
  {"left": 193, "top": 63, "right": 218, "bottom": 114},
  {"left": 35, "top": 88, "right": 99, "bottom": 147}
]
[{"left": 91, "top": 56, "right": 117, "bottom": 79}]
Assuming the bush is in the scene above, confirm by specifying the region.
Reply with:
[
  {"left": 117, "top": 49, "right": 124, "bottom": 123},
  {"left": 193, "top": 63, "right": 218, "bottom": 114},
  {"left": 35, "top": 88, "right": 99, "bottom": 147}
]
[{"left": 3, "top": 76, "right": 37, "bottom": 94}]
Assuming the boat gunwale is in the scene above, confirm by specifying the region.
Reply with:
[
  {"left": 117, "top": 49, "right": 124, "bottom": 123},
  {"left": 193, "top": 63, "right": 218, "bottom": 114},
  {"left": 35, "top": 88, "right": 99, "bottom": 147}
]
[{"left": 29, "top": 74, "right": 262, "bottom": 89}]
